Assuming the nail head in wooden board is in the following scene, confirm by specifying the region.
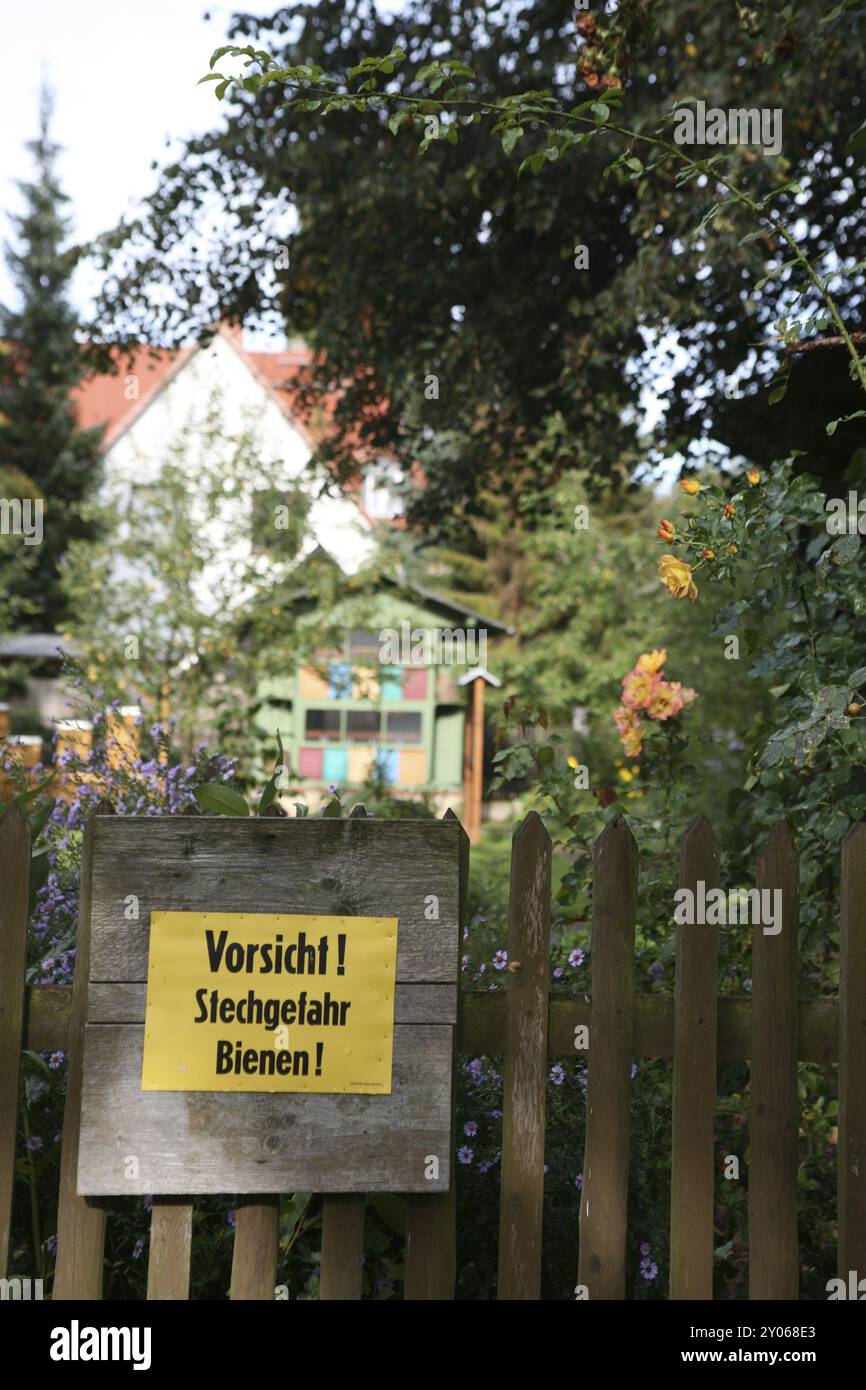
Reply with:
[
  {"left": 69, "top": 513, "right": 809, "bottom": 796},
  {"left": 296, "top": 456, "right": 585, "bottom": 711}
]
[
  {"left": 497, "top": 811, "right": 552, "bottom": 1300},
  {"left": 670, "top": 816, "right": 719, "bottom": 1301},
  {"left": 77, "top": 1024, "right": 454, "bottom": 1195},
  {"left": 320, "top": 1194, "right": 366, "bottom": 1300},
  {"left": 749, "top": 820, "right": 800, "bottom": 1301},
  {"left": 838, "top": 821, "right": 866, "bottom": 1279},
  {"left": 0, "top": 804, "right": 31, "bottom": 1276},
  {"left": 230, "top": 1196, "right": 279, "bottom": 1300},
  {"left": 54, "top": 801, "right": 113, "bottom": 1300},
  {"left": 87, "top": 817, "right": 462, "bottom": 985},
  {"left": 147, "top": 1198, "right": 193, "bottom": 1300},
  {"left": 578, "top": 815, "right": 638, "bottom": 1300},
  {"left": 86, "top": 980, "right": 457, "bottom": 1027}
]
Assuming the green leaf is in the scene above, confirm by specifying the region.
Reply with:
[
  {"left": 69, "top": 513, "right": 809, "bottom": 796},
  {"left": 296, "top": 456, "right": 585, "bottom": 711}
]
[
  {"left": 832, "top": 533, "right": 860, "bottom": 564},
  {"left": 536, "top": 745, "right": 555, "bottom": 768},
  {"left": 848, "top": 667, "right": 866, "bottom": 688},
  {"left": 501, "top": 126, "right": 524, "bottom": 156},
  {"left": 194, "top": 784, "right": 250, "bottom": 817},
  {"left": 387, "top": 111, "right": 409, "bottom": 135},
  {"left": 28, "top": 845, "right": 50, "bottom": 918},
  {"left": 846, "top": 118, "right": 866, "bottom": 157},
  {"left": 22, "top": 1049, "right": 52, "bottom": 1079},
  {"left": 257, "top": 730, "right": 286, "bottom": 815},
  {"left": 768, "top": 382, "right": 787, "bottom": 405}
]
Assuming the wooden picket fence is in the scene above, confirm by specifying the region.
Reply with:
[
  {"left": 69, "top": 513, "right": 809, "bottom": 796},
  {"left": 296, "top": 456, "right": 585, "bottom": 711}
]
[{"left": 1, "top": 802, "right": 865, "bottom": 1299}]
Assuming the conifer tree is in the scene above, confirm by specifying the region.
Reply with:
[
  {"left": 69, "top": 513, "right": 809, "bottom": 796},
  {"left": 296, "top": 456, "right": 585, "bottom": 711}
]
[{"left": 0, "top": 88, "right": 103, "bottom": 632}]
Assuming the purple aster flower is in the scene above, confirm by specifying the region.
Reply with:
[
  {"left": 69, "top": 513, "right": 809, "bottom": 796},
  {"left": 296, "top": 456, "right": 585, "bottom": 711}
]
[
  {"left": 49, "top": 1052, "right": 65, "bottom": 1069},
  {"left": 493, "top": 949, "right": 507, "bottom": 970},
  {"left": 132, "top": 1238, "right": 145, "bottom": 1260},
  {"left": 227, "top": 1210, "right": 236, "bottom": 1228},
  {"left": 574, "top": 1172, "right": 583, "bottom": 1189},
  {"left": 457, "top": 1146, "right": 473, "bottom": 1165},
  {"left": 464, "top": 1120, "right": 478, "bottom": 1137},
  {"left": 631, "top": 1063, "right": 638, "bottom": 1078},
  {"left": 328, "top": 783, "right": 340, "bottom": 794},
  {"left": 640, "top": 1258, "right": 658, "bottom": 1281},
  {"left": 550, "top": 1064, "right": 565, "bottom": 1086},
  {"left": 553, "top": 965, "right": 563, "bottom": 978},
  {"left": 25, "top": 1135, "right": 43, "bottom": 1153},
  {"left": 568, "top": 948, "right": 585, "bottom": 968}
]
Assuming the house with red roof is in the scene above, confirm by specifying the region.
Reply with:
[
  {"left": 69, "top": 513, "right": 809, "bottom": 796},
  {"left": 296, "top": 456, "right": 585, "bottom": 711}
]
[{"left": 2, "top": 324, "right": 510, "bottom": 816}]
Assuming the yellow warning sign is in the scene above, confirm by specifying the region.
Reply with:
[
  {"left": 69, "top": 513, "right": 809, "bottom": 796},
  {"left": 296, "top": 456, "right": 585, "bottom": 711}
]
[{"left": 141, "top": 912, "right": 398, "bottom": 1094}]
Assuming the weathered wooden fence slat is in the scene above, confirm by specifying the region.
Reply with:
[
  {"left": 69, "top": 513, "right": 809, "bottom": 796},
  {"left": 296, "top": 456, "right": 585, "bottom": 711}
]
[
  {"left": 147, "top": 1198, "right": 193, "bottom": 1299},
  {"left": 404, "top": 1188, "right": 456, "bottom": 1299},
  {"left": 749, "top": 820, "right": 800, "bottom": 1300},
  {"left": 670, "top": 816, "right": 720, "bottom": 1300},
  {"left": 497, "top": 811, "right": 552, "bottom": 1300},
  {"left": 838, "top": 821, "right": 866, "bottom": 1280},
  {"left": 578, "top": 814, "right": 638, "bottom": 1299},
  {"left": 0, "top": 804, "right": 30, "bottom": 1277},
  {"left": 320, "top": 1194, "right": 366, "bottom": 1299},
  {"left": 230, "top": 1196, "right": 280, "bottom": 1300},
  {"left": 53, "top": 801, "right": 113, "bottom": 1300}
]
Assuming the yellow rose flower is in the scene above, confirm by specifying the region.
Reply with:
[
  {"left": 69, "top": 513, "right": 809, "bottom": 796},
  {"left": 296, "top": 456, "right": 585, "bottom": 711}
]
[
  {"left": 658, "top": 553, "right": 698, "bottom": 601},
  {"left": 621, "top": 726, "right": 643, "bottom": 759},
  {"left": 679, "top": 478, "right": 701, "bottom": 495},
  {"left": 636, "top": 649, "right": 667, "bottom": 674},
  {"left": 747, "top": 470, "right": 761, "bottom": 485}
]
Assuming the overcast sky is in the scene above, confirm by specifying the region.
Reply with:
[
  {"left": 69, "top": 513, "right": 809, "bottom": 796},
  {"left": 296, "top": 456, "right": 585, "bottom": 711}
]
[{"left": 0, "top": 0, "right": 237, "bottom": 317}]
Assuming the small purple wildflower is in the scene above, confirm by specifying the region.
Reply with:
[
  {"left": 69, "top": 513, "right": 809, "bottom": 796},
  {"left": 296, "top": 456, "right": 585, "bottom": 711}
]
[
  {"left": 568, "top": 948, "right": 585, "bottom": 968},
  {"left": 457, "top": 1146, "right": 473, "bottom": 1165},
  {"left": 550, "top": 1064, "right": 565, "bottom": 1086},
  {"left": 464, "top": 1120, "right": 478, "bottom": 1137},
  {"left": 49, "top": 1052, "right": 65, "bottom": 1069},
  {"left": 493, "top": 949, "right": 508, "bottom": 971},
  {"left": 132, "top": 1238, "right": 145, "bottom": 1260},
  {"left": 553, "top": 965, "right": 564, "bottom": 979}
]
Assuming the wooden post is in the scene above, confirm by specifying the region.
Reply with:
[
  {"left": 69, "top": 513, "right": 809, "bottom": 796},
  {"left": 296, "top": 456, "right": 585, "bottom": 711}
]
[
  {"left": 470, "top": 678, "right": 484, "bottom": 842},
  {"left": 838, "top": 822, "right": 866, "bottom": 1280},
  {"left": 230, "top": 1195, "right": 279, "bottom": 1300},
  {"left": 497, "top": 811, "right": 552, "bottom": 1299},
  {"left": 54, "top": 802, "right": 113, "bottom": 1300},
  {"left": 320, "top": 1194, "right": 366, "bottom": 1299},
  {"left": 0, "top": 805, "right": 31, "bottom": 1276},
  {"left": 749, "top": 821, "right": 799, "bottom": 1300},
  {"left": 147, "top": 1198, "right": 193, "bottom": 1299},
  {"left": 670, "top": 816, "right": 719, "bottom": 1299},
  {"left": 578, "top": 815, "right": 637, "bottom": 1298}
]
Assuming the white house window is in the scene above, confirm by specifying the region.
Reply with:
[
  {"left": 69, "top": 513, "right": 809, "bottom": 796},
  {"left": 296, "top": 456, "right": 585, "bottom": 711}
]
[{"left": 362, "top": 461, "right": 404, "bottom": 520}]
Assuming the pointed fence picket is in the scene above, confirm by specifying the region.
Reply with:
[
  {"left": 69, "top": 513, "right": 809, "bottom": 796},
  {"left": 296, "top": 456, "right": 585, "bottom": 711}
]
[{"left": 2, "top": 800, "right": 865, "bottom": 1301}]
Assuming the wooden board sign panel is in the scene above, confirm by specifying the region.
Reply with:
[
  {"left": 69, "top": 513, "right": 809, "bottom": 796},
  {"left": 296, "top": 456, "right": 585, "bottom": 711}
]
[{"left": 76, "top": 815, "right": 465, "bottom": 1196}]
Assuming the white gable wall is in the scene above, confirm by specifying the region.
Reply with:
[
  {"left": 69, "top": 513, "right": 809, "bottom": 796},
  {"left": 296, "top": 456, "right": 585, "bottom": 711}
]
[{"left": 101, "top": 333, "right": 374, "bottom": 611}]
